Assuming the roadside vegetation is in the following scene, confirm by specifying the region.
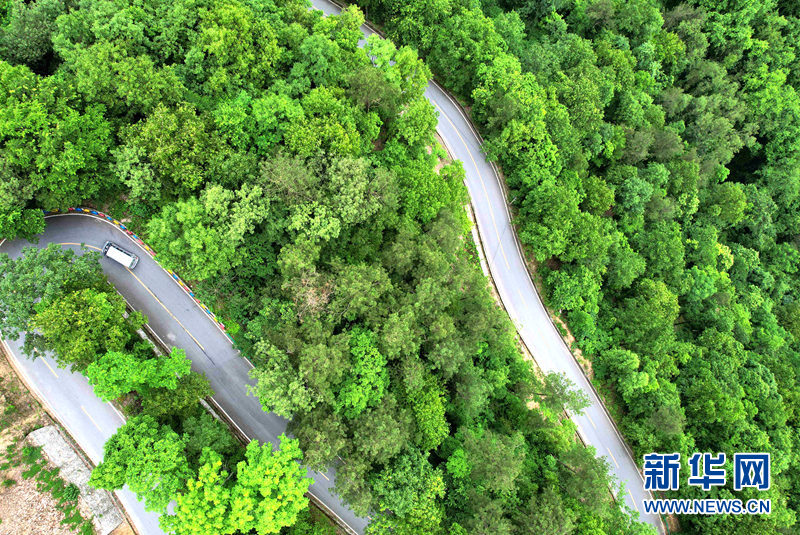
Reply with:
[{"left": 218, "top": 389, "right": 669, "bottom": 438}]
[
  {"left": 0, "top": 0, "right": 654, "bottom": 534},
  {"left": 0, "top": 244, "right": 313, "bottom": 534},
  {"left": 0, "top": 353, "right": 96, "bottom": 534},
  {"left": 350, "top": 0, "right": 800, "bottom": 532},
  {"left": 15, "top": 445, "right": 93, "bottom": 535}
]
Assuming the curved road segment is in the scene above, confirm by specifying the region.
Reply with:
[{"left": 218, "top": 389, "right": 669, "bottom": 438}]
[
  {"left": 313, "top": 0, "right": 663, "bottom": 531},
  {"left": 1, "top": 215, "right": 366, "bottom": 533},
  {"left": 0, "top": 2, "right": 662, "bottom": 534}
]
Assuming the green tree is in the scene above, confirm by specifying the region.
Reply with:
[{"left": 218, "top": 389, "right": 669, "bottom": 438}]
[
  {"left": 182, "top": 0, "right": 281, "bottom": 96},
  {"left": 32, "top": 288, "right": 138, "bottom": 371},
  {"left": 162, "top": 449, "right": 232, "bottom": 535},
  {"left": 0, "top": 244, "right": 105, "bottom": 340},
  {"left": 67, "top": 41, "right": 183, "bottom": 119},
  {"left": 0, "top": 0, "right": 64, "bottom": 68},
  {"left": 90, "top": 415, "right": 192, "bottom": 513},
  {"left": 371, "top": 447, "right": 445, "bottom": 521},
  {"left": 249, "top": 343, "right": 315, "bottom": 418},
  {"left": 539, "top": 372, "right": 591, "bottom": 414},
  {"left": 410, "top": 378, "right": 449, "bottom": 451},
  {"left": 121, "top": 103, "right": 210, "bottom": 192},
  {"left": 182, "top": 412, "right": 242, "bottom": 469},
  {"left": 335, "top": 328, "right": 389, "bottom": 419},
  {"left": 0, "top": 61, "right": 112, "bottom": 211},
  {"left": 703, "top": 181, "right": 748, "bottom": 227},
  {"left": 613, "top": 279, "right": 679, "bottom": 356},
  {"left": 141, "top": 372, "right": 213, "bottom": 419},
  {"left": 86, "top": 348, "right": 191, "bottom": 401},
  {"left": 228, "top": 435, "right": 312, "bottom": 534},
  {"left": 146, "top": 183, "right": 269, "bottom": 281},
  {"left": 285, "top": 509, "right": 337, "bottom": 535}
]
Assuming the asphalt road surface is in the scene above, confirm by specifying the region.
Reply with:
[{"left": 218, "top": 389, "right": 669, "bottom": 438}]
[
  {"left": 313, "top": 0, "right": 663, "bottom": 531},
  {"left": 0, "top": 2, "right": 662, "bottom": 534},
  {"left": 0, "top": 215, "right": 367, "bottom": 533},
  {"left": 1, "top": 334, "right": 166, "bottom": 535}
]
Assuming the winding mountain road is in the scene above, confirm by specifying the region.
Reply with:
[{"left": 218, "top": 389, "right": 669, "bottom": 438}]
[
  {"left": 0, "top": 215, "right": 367, "bottom": 534},
  {"left": 0, "top": 2, "right": 662, "bottom": 534},
  {"left": 314, "top": 0, "right": 663, "bottom": 531}
]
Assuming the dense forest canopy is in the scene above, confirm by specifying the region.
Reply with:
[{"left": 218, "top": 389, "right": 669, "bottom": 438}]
[
  {"left": 0, "top": 0, "right": 653, "bottom": 534},
  {"left": 352, "top": 0, "right": 800, "bottom": 532}
]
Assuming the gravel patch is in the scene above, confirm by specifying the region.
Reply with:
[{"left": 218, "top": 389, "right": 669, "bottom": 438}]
[{"left": 28, "top": 426, "right": 124, "bottom": 535}]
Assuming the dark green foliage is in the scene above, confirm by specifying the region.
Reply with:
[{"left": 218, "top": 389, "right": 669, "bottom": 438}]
[
  {"left": 0, "top": 244, "right": 105, "bottom": 341},
  {"left": 182, "top": 412, "right": 242, "bottom": 470},
  {"left": 0, "top": 0, "right": 64, "bottom": 71},
  {"left": 282, "top": 508, "right": 337, "bottom": 535},
  {"left": 140, "top": 371, "right": 214, "bottom": 420},
  {"left": 1, "top": 0, "right": 665, "bottom": 532},
  {"left": 353, "top": 0, "right": 800, "bottom": 532}
]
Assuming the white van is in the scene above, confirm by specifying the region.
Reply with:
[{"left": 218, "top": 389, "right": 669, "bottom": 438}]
[{"left": 103, "top": 241, "right": 139, "bottom": 269}]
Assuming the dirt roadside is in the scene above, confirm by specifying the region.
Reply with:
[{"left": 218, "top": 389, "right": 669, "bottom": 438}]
[{"left": 0, "top": 345, "right": 134, "bottom": 535}]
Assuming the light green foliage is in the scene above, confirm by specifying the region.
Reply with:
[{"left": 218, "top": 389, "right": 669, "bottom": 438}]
[
  {"left": 0, "top": 60, "right": 112, "bottom": 223},
  {"left": 161, "top": 449, "right": 232, "bottom": 535},
  {"left": 540, "top": 372, "right": 591, "bottom": 414},
  {"left": 285, "top": 87, "right": 371, "bottom": 158},
  {"left": 122, "top": 103, "right": 214, "bottom": 193},
  {"left": 32, "top": 288, "right": 136, "bottom": 371},
  {"left": 409, "top": 378, "right": 449, "bottom": 451},
  {"left": 183, "top": 0, "right": 281, "bottom": 96},
  {"left": 228, "top": 435, "right": 311, "bottom": 534},
  {"left": 517, "top": 179, "right": 581, "bottom": 261},
  {"left": 249, "top": 343, "right": 315, "bottom": 418},
  {"left": 86, "top": 348, "right": 191, "bottom": 401},
  {"left": 335, "top": 329, "right": 388, "bottom": 419},
  {"left": 90, "top": 415, "right": 192, "bottom": 513},
  {"left": 371, "top": 447, "right": 445, "bottom": 524},
  {"left": 146, "top": 183, "right": 268, "bottom": 281},
  {"left": 461, "top": 428, "right": 525, "bottom": 495},
  {"left": 69, "top": 42, "right": 184, "bottom": 118},
  {"left": 445, "top": 448, "right": 470, "bottom": 479}
]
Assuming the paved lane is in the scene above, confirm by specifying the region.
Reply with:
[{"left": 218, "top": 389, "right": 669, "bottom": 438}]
[
  {"left": 0, "top": 215, "right": 366, "bottom": 534},
  {"left": 1, "top": 2, "right": 662, "bottom": 533},
  {"left": 311, "top": 0, "right": 663, "bottom": 531}
]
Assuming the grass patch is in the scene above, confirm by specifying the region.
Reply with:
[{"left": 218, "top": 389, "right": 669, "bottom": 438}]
[{"left": 11, "top": 445, "right": 95, "bottom": 534}]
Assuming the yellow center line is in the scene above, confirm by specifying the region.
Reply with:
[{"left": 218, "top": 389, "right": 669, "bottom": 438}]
[
  {"left": 124, "top": 268, "right": 206, "bottom": 352},
  {"left": 629, "top": 490, "right": 640, "bottom": 512},
  {"left": 607, "top": 447, "right": 620, "bottom": 469},
  {"left": 59, "top": 242, "right": 101, "bottom": 251},
  {"left": 59, "top": 241, "right": 206, "bottom": 351},
  {"left": 586, "top": 413, "right": 597, "bottom": 429},
  {"left": 81, "top": 405, "right": 103, "bottom": 433},
  {"left": 40, "top": 358, "right": 59, "bottom": 378},
  {"left": 319, "top": 472, "right": 330, "bottom": 481},
  {"left": 433, "top": 102, "right": 511, "bottom": 270}
]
